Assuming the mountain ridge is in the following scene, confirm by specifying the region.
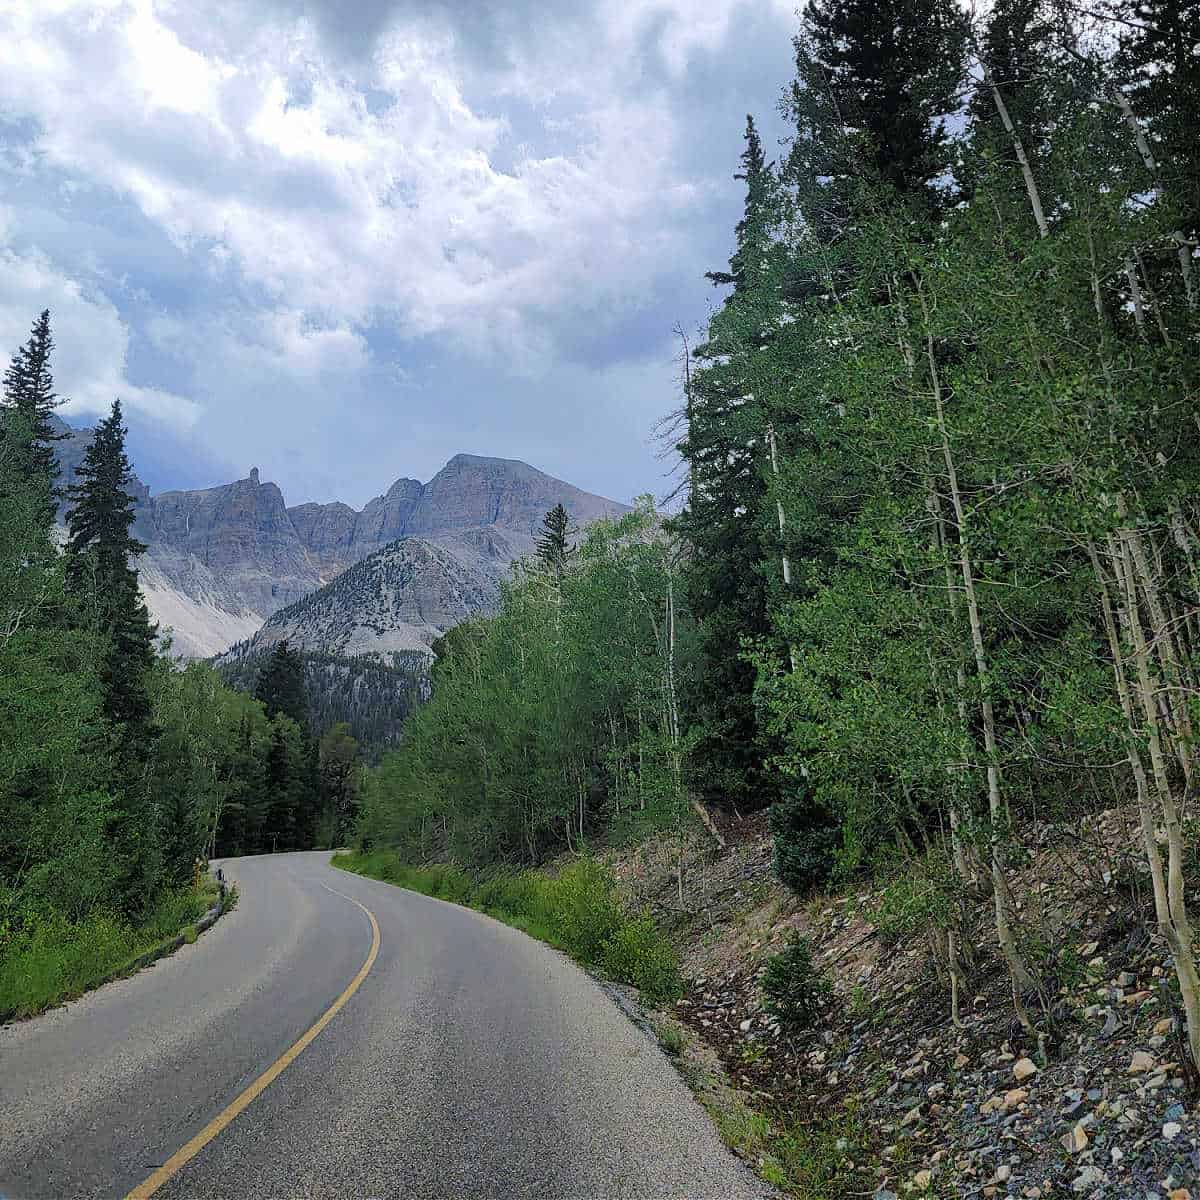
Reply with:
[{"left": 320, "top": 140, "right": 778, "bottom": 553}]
[{"left": 51, "top": 417, "right": 630, "bottom": 657}]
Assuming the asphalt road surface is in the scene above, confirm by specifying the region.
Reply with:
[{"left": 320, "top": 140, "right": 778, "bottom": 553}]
[{"left": 0, "top": 851, "right": 768, "bottom": 1199}]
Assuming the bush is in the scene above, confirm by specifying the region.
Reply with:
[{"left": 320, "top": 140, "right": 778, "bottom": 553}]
[
  {"left": 867, "top": 853, "right": 956, "bottom": 946},
  {"left": 761, "top": 932, "right": 828, "bottom": 1033},
  {"left": 546, "top": 858, "right": 624, "bottom": 964},
  {"left": 601, "top": 913, "right": 681, "bottom": 1001},
  {"left": 769, "top": 789, "right": 838, "bottom": 894}
]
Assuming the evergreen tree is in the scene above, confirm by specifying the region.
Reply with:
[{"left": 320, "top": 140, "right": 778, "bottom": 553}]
[
  {"left": 707, "top": 116, "right": 772, "bottom": 293},
  {"left": 254, "top": 639, "right": 309, "bottom": 729},
  {"left": 1, "top": 310, "right": 65, "bottom": 530},
  {"left": 1114, "top": 0, "right": 1200, "bottom": 310},
  {"left": 536, "top": 504, "right": 572, "bottom": 580},
  {"left": 64, "top": 399, "right": 159, "bottom": 908},
  {"left": 785, "top": 0, "right": 969, "bottom": 234},
  {"left": 671, "top": 116, "right": 786, "bottom": 813},
  {"left": 65, "top": 399, "right": 156, "bottom": 745}
]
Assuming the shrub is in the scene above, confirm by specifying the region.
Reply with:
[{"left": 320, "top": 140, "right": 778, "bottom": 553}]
[
  {"left": 546, "top": 857, "right": 624, "bottom": 964},
  {"left": 601, "top": 912, "right": 681, "bottom": 1003},
  {"left": 867, "top": 852, "right": 956, "bottom": 946},
  {"left": 761, "top": 932, "right": 828, "bottom": 1033},
  {"left": 769, "top": 789, "right": 838, "bottom": 894}
]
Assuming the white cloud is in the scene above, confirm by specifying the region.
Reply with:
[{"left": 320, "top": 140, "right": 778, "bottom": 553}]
[
  {"left": 0, "top": 0, "right": 711, "bottom": 362},
  {"left": 0, "top": 244, "right": 200, "bottom": 426}
]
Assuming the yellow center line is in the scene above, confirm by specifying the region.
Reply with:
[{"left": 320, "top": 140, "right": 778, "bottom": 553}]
[{"left": 125, "top": 884, "right": 381, "bottom": 1200}]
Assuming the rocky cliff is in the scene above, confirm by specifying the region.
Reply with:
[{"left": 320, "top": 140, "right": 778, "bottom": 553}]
[{"left": 52, "top": 420, "right": 627, "bottom": 658}]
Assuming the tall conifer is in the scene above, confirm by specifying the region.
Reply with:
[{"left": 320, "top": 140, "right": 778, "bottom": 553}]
[
  {"left": 65, "top": 399, "right": 159, "bottom": 907},
  {"left": 1, "top": 310, "right": 65, "bottom": 529}
]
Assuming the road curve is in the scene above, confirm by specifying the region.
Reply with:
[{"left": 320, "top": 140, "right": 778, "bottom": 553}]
[{"left": 0, "top": 851, "right": 767, "bottom": 1199}]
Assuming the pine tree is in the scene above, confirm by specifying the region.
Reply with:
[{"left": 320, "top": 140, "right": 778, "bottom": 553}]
[
  {"left": 1114, "top": 0, "right": 1200, "bottom": 311},
  {"left": 65, "top": 400, "right": 156, "bottom": 740},
  {"left": 536, "top": 504, "right": 572, "bottom": 580},
  {"left": 65, "top": 399, "right": 159, "bottom": 908},
  {"left": 1, "top": 310, "right": 66, "bottom": 530},
  {"left": 671, "top": 116, "right": 786, "bottom": 812},
  {"left": 254, "top": 639, "right": 310, "bottom": 729},
  {"left": 785, "top": 0, "right": 969, "bottom": 236},
  {"left": 707, "top": 116, "right": 773, "bottom": 293}
]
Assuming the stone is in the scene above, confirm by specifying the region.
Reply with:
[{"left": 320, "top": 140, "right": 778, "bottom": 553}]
[
  {"left": 911, "top": 1169, "right": 932, "bottom": 1188},
  {"left": 1004, "top": 1088, "right": 1029, "bottom": 1111},
  {"left": 1013, "top": 1057, "right": 1038, "bottom": 1082},
  {"left": 1062, "top": 1122, "right": 1089, "bottom": 1153},
  {"left": 1071, "top": 1166, "right": 1107, "bottom": 1192},
  {"left": 1164, "top": 1121, "right": 1184, "bottom": 1141},
  {"left": 1130, "top": 1050, "right": 1157, "bottom": 1074}
]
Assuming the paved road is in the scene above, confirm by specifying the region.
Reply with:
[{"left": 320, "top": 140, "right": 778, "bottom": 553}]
[{"left": 0, "top": 851, "right": 767, "bottom": 1199}]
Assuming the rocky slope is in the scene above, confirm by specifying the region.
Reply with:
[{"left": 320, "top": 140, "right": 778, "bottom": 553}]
[
  {"left": 219, "top": 529, "right": 522, "bottom": 662},
  {"left": 51, "top": 420, "right": 627, "bottom": 657},
  {"left": 604, "top": 811, "right": 1200, "bottom": 1199}
]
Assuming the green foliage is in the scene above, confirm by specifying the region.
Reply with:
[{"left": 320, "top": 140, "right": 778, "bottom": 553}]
[
  {"left": 761, "top": 933, "right": 829, "bottom": 1033},
  {"left": 1, "top": 308, "right": 64, "bottom": 529},
  {"left": 0, "top": 312, "right": 342, "bottom": 1001},
  {"left": 355, "top": 502, "right": 697, "bottom": 870},
  {"left": 0, "top": 884, "right": 211, "bottom": 1020},
  {"left": 535, "top": 502, "right": 573, "bottom": 579},
  {"left": 254, "top": 639, "right": 309, "bottom": 729},
  {"left": 656, "top": 0, "right": 1200, "bottom": 942},
  {"left": 769, "top": 786, "right": 837, "bottom": 894},
  {"left": 336, "top": 850, "right": 682, "bottom": 1003},
  {"left": 867, "top": 854, "right": 958, "bottom": 946}
]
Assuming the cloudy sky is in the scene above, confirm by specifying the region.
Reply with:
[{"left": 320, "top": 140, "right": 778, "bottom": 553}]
[{"left": 0, "top": 0, "right": 798, "bottom": 508}]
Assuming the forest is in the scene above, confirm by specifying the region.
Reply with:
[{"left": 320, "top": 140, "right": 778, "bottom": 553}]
[
  {"left": 356, "top": 0, "right": 1200, "bottom": 1074},
  {"left": 0, "top": 327, "right": 361, "bottom": 1011}
]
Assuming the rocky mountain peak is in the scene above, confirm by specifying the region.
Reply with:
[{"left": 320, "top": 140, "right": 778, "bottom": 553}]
[{"left": 51, "top": 419, "right": 629, "bottom": 659}]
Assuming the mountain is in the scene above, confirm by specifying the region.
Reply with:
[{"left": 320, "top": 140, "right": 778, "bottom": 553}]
[
  {"left": 221, "top": 532, "right": 517, "bottom": 662},
  {"left": 51, "top": 420, "right": 628, "bottom": 658}
]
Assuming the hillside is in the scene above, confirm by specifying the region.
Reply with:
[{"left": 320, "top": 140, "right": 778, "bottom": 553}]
[
  {"left": 599, "top": 808, "right": 1200, "bottom": 1199},
  {"left": 216, "top": 648, "right": 430, "bottom": 762}
]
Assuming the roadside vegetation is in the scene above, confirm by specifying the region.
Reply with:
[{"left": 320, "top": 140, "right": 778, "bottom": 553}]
[
  {"left": 334, "top": 850, "right": 680, "bottom": 1004},
  {"left": 0, "top": 877, "right": 219, "bottom": 1020},
  {"left": 0, "top": 313, "right": 362, "bottom": 1012}
]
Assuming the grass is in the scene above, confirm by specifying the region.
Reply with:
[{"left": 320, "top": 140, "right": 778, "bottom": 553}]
[
  {"left": 0, "top": 880, "right": 222, "bottom": 1021},
  {"left": 334, "top": 849, "right": 682, "bottom": 1004},
  {"left": 708, "top": 1094, "right": 876, "bottom": 1199},
  {"left": 654, "top": 1017, "right": 687, "bottom": 1056}
]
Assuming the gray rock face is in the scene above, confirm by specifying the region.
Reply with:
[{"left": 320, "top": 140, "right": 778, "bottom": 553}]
[
  {"left": 52, "top": 419, "right": 628, "bottom": 658},
  {"left": 407, "top": 454, "right": 622, "bottom": 538},
  {"left": 284, "top": 500, "right": 359, "bottom": 579},
  {"left": 283, "top": 455, "right": 623, "bottom": 577},
  {"left": 146, "top": 475, "right": 321, "bottom": 614},
  {"left": 228, "top": 532, "right": 512, "bottom": 661}
]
